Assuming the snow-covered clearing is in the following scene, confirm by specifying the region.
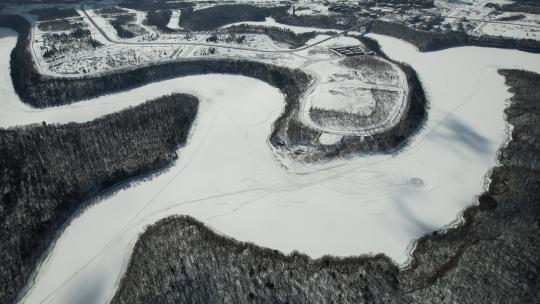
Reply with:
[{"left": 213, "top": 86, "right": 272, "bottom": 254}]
[
  {"left": 301, "top": 56, "right": 408, "bottom": 136},
  {"left": 222, "top": 17, "right": 343, "bottom": 34},
  {"left": 166, "top": 10, "right": 182, "bottom": 30},
  {"left": 3, "top": 27, "right": 540, "bottom": 304}
]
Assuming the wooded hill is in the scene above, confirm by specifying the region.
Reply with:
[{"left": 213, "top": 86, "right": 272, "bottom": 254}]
[{"left": 0, "top": 95, "right": 198, "bottom": 304}]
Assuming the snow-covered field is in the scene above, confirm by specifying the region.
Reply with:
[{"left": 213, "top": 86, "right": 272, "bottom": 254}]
[
  {"left": 378, "top": 0, "right": 540, "bottom": 40},
  {"left": 32, "top": 13, "right": 312, "bottom": 75},
  {"left": 3, "top": 26, "right": 540, "bottom": 303},
  {"left": 167, "top": 10, "right": 181, "bottom": 30},
  {"left": 25, "top": 5, "right": 410, "bottom": 135},
  {"left": 222, "top": 17, "right": 343, "bottom": 34}
]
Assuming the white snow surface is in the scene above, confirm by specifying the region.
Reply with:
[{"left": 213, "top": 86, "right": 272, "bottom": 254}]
[
  {"left": 311, "top": 87, "right": 377, "bottom": 115},
  {"left": 166, "top": 10, "right": 182, "bottom": 30},
  {"left": 2, "top": 27, "right": 540, "bottom": 303},
  {"left": 222, "top": 17, "right": 342, "bottom": 34}
]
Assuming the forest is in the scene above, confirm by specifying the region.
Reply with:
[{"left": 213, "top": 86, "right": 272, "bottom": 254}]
[
  {"left": 178, "top": 4, "right": 287, "bottom": 31},
  {"left": 0, "top": 94, "right": 198, "bottom": 304},
  {"left": 110, "top": 14, "right": 137, "bottom": 39},
  {"left": 28, "top": 7, "right": 79, "bottom": 21},
  {"left": 225, "top": 24, "right": 322, "bottom": 49},
  {"left": 119, "top": 0, "right": 194, "bottom": 12},
  {"left": 1, "top": 5, "right": 536, "bottom": 303},
  {"left": 113, "top": 215, "right": 403, "bottom": 304},
  {"left": 112, "top": 69, "right": 540, "bottom": 304},
  {"left": 368, "top": 20, "right": 540, "bottom": 53}
]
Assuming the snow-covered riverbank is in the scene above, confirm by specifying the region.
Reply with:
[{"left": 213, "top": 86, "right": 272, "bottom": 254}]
[{"left": 3, "top": 27, "right": 540, "bottom": 304}]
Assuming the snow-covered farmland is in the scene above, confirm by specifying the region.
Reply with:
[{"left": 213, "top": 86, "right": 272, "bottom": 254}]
[{"left": 3, "top": 27, "right": 540, "bottom": 303}]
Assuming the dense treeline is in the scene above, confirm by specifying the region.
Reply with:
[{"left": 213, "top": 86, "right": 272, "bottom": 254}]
[
  {"left": 28, "top": 7, "right": 79, "bottom": 21},
  {"left": 110, "top": 14, "right": 137, "bottom": 38},
  {"left": 270, "top": 39, "right": 428, "bottom": 162},
  {"left": 225, "top": 24, "right": 320, "bottom": 49},
  {"left": 112, "top": 69, "right": 540, "bottom": 304},
  {"left": 271, "top": 12, "right": 358, "bottom": 30},
  {"left": 119, "top": 0, "right": 194, "bottom": 12},
  {"left": 42, "top": 28, "right": 103, "bottom": 59},
  {"left": 144, "top": 10, "right": 173, "bottom": 33},
  {"left": 402, "top": 69, "right": 540, "bottom": 303},
  {"left": 0, "top": 94, "right": 198, "bottom": 304},
  {"left": 179, "top": 4, "right": 287, "bottom": 31},
  {"left": 368, "top": 20, "right": 540, "bottom": 53},
  {"left": 37, "top": 18, "right": 85, "bottom": 32},
  {"left": 113, "top": 216, "right": 405, "bottom": 304},
  {"left": 0, "top": 14, "right": 426, "bottom": 160}
]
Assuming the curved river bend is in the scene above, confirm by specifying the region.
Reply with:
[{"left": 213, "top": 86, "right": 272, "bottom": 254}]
[{"left": 1, "top": 28, "right": 540, "bottom": 304}]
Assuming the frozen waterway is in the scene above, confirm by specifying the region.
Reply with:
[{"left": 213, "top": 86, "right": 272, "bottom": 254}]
[{"left": 2, "top": 27, "right": 540, "bottom": 303}]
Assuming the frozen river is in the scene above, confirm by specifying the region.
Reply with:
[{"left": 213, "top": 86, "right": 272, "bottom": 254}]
[{"left": 2, "top": 27, "right": 540, "bottom": 303}]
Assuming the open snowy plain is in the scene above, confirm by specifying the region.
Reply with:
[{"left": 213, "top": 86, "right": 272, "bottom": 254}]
[{"left": 2, "top": 26, "right": 540, "bottom": 303}]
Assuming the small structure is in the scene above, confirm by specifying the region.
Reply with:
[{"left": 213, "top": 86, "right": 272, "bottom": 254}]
[{"left": 331, "top": 46, "right": 366, "bottom": 57}]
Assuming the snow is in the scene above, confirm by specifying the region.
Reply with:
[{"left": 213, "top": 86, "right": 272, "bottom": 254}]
[
  {"left": 166, "top": 10, "right": 181, "bottom": 30},
  {"left": 311, "top": 87, "right": 377, "bottom": 115},
  {"left": 318, "top": 133, "right": 343, "bottom": 145},
  {"left": 3, "top": 27, "right": 540, "bottom": 304},
  {"left": 222, "top": 17, "right": 343, "bottom": 34},
  {"left": 478, "top": 22, "right": 540, "bottom": 40}
]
